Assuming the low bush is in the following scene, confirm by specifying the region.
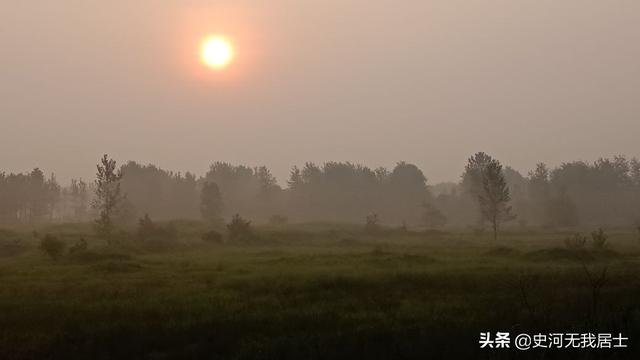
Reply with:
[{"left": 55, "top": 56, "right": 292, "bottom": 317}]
[
  {"left": 364, "top": 213, "right": 381, "bottom": 234},
  {"left": 40, "top": 234, "right": 66, "bottom": 261},
  {"left": 227, "top": 214, "right": 253, "bottom": 242},
  {"left": 564, "top": 233, "right": 587, "bottom": 251},
  {"left": 591, "top": 228, "right": 608, "bottom": 250},
  {"left": 137, "top": 214, "right": 178, "bottom": 248}
]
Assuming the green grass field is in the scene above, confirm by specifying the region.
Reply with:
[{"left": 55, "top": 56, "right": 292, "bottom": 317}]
[{"left": 1, "top": 224, "right": 639, "bottom": 359}]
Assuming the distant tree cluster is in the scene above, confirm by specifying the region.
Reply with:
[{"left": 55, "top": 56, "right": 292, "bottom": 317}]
[
  {"left": 2, "top": 154, "right": 640, "bottom": 233},
  {"left": 119, "top": 161, "right": 199, "bottom": 221},
  {"left": 434, "top": 155, "right": 640, "bottom": 228},
  {"left": 0, "top": 168, "right": 60, "bottom": 224},
  {"left": 202, "top": 162, "right": 283, "bottom": 221},
  {"left": 287, "top": 161, "right": 432, "bottom": 225}
]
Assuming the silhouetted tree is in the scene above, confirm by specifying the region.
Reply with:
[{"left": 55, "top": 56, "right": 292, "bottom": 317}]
[
  {"left": 462, "top": 152, "right": 495, "bottom": 197},
  {"left": 200, "top": 182, "right": 223, "bottom": 221},
  {"left": 527, "top": 163, "right": 552, "bottom": 225},
  {"left": 119, "top": 162, "right": 199, "bottom": 220},
  {"left": 92, "top": 154, "right": 123, "bottom": 243},
  {"left": 204, "top": 162, "right": 282, "bottom": 220},
  {"left": 287, "top": 166, "right": 303, "bottom": 190},
  {"left": 478, "top": 159, "right": 515, "bottom": 240},
  {"left": 462, "top": 152, "right": 495, "bottom": 227},
  {"left": 69, "top": 179, "right": 89, "bottom": 220},
  {"left": 422, "top": 201, "right": 447, "bottom": 229},
  {"left": 386, "top": 162, "right": 431, "bottom": 225}
]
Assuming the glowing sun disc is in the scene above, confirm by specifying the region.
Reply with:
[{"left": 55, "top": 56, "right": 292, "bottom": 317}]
[{"left": 201, "top": 36, "right": 234, "bottom": 69}]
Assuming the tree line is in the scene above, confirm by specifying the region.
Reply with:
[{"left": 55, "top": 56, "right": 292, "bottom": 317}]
[{"left": 1, "top": 154, "right": 639, "bottom": 235}]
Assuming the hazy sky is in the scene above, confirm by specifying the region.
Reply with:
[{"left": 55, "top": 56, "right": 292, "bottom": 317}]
[{"left": 2, "top": 1, "right": 639, "bottom": 185}]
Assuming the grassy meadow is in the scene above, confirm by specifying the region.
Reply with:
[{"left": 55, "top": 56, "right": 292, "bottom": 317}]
[{"left": 1, "top": 223, "right": 640, "bottom": 359}]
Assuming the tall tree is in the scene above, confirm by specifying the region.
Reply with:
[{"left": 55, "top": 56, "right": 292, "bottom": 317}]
[
  {"left": 44, "top": 173, "right": 61, "bottom": 221},
  {"left": 462, "top": 152, "right": 495, "bottom": 197},
  {"left": 200, "top": 182, "right": 223, "bottom": 221},
  {"left": 478, "top": 159, "right": 515, "bottom": 240},
  {"left": 461, "top": 152, "right": 495, "bottom": 226},
  {"left": 69, "top": 179, "right": 89, "bottom": 220},
  {"left": 92, "top": 154, "right": 123, "bottom": 242},
  {"left": 528, "top": 163, "right": 552, "bottom": 225},
  {"left": 27, "top": 168, "right": 48, "bottom": 223}
]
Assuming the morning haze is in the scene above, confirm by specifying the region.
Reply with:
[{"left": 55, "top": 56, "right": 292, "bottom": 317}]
[
  {"left": 4, "top": 2, "right": 640, "bottom": 359},
  {"left": 1, "top": 0, "right": 639, "bottom": 184}
]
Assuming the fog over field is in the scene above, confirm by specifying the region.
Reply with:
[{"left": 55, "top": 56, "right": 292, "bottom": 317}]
[
  {"left": 2, "top": 0, "right": 639, "bottom": 184},
  {"left": 2, "top": 2, "right": 640, "bottom": 359}
]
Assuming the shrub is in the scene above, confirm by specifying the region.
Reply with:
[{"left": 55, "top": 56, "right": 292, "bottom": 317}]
[
  {"left": 137, "top": 214, "right": 178, "bottom": 246},
  {"left": 137, "top": 214, "right": 156, "bottom": 241},
  {"left": 227, "top": 214, "right": 252, "bottom": 242},
  {"left": 69, "top": 238, "right": 88, "bottom": 254},
  {"left": 365, "top": 213, "right": 381, "bottom": 234},
  {"left": 591, "top": 228, "right": 608, "bottom": 250},
  {"left": 564, "top": 233, "right": 587, "bottom": 251},
  {"left": 268, "top": 214, "right": 288, "bottom": 227},
  {"left": 201, "top": 230, "right": 223, "bottom": 243},
  {"left": 40, "top": 234, "right": 66, "bottom": 260}
]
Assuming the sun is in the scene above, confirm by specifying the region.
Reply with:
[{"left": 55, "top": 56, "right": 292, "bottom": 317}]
[{"left": 200, "top": 36, "right": 234, "bottom": 69}]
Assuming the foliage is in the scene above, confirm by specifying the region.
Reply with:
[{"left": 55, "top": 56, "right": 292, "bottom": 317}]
[
  {"left": 546, "top": 190, "right": 579, "bottom": 227},
  {"left": 39, "top": 234, "right": 66, "bottom": 260},
  {"left": 464, "top": 153, "right": 515, "bottom": 240},
  {"left": 591, "top": 228, "right": 608, "bottom": 250},
  {"left": 288, "top": 161, "right": 431, "bottom": 225},
  {"left": 137, "top": 214, "right": 178, "bottom": 246},
  {"left": 364, "top": 213, "right": 381, "bottom": 234},
  {"left": 92, "top": 154, "right": 123, "bottom": 243},
  {"left": 120, "top": 161, "right": 199, "bottom": 220},
  {"left": 69, "top": 179, "right": 90, "bottom": 220},
  {"left": 4, "top": 154, "right": 640, "bottom": 229},
  {"left": 0, "top": 168, "right": 60, "bottom": 224},
  {"left": 421, "top": 201, "right": 447, "bottom": 229},
  {"left": 564, "top": 233, "right": 587, "bottom": 251},
  {"left": 462, "top": 152, "right": 495, "bottom": 196},
  {"left": 200, "top": 182, "right": 223, "bottom": 221},
  {"left": 204, "top": 163, "right": 281, "bottom": 221},
  {"left": 227, "top": 214, "right": 253, "bottom": 242}
]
